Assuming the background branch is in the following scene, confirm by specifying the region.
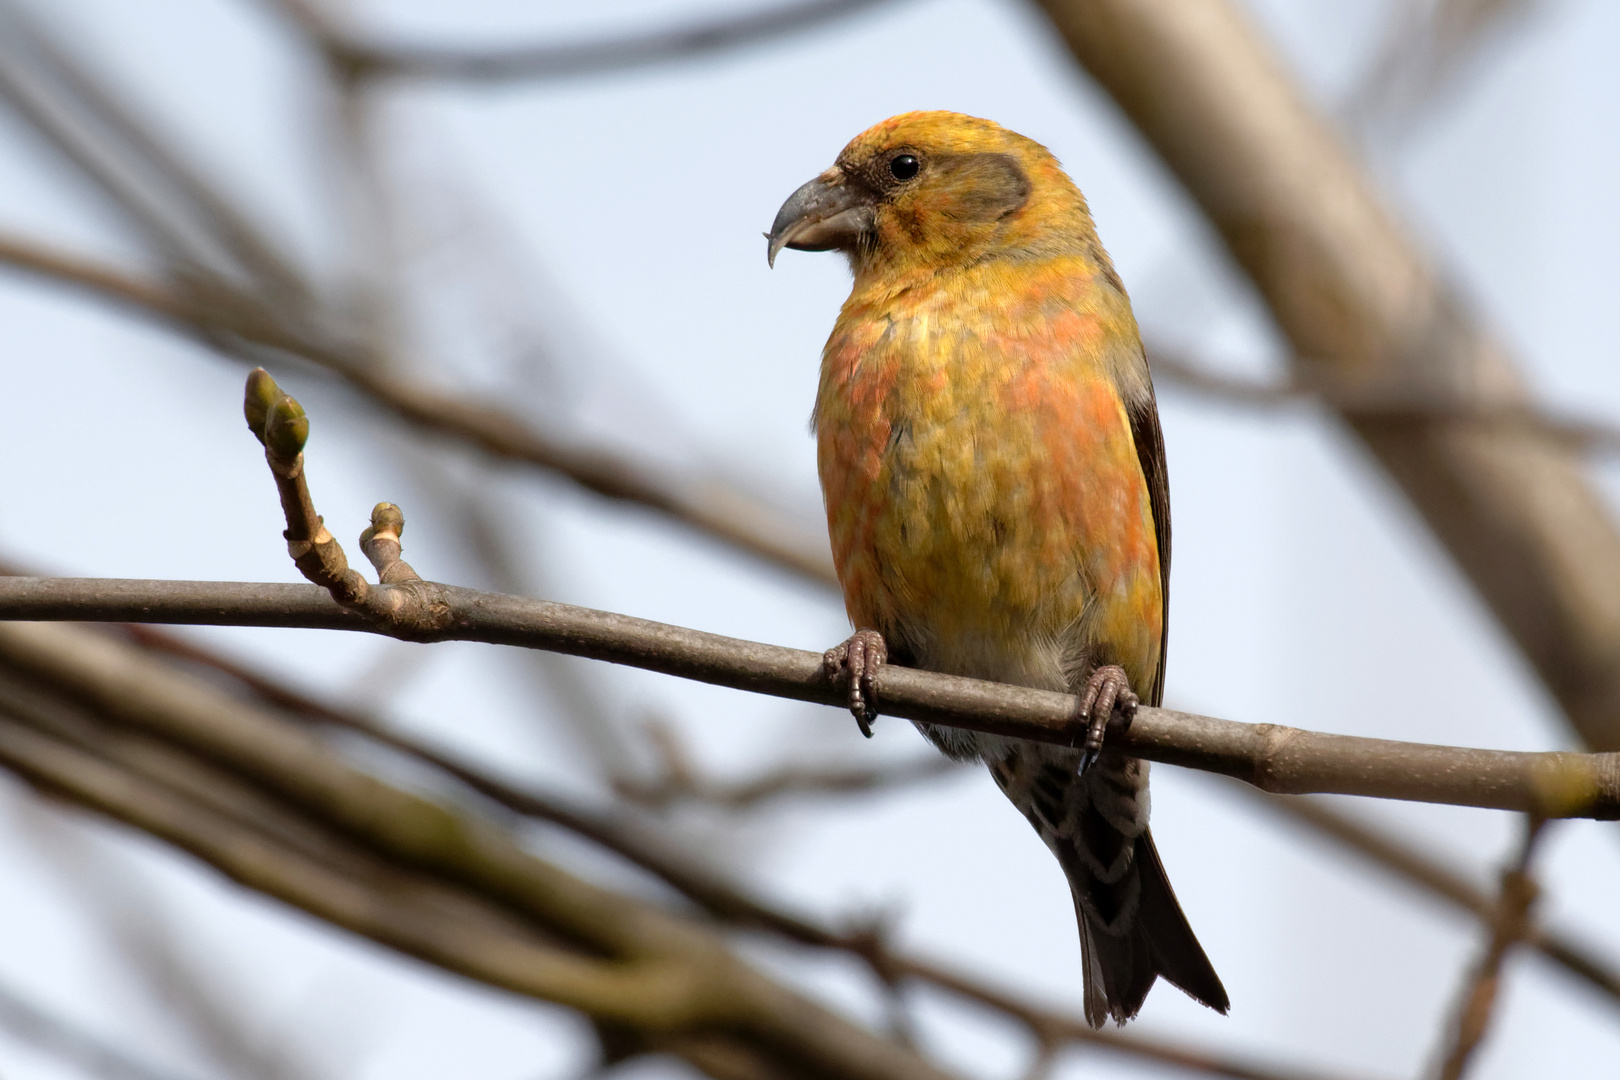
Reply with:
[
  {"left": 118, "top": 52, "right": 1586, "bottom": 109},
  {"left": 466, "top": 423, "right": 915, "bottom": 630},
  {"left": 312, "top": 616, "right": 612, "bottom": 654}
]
[
  {"left": 1147, "top": 345, "right": 1620, "bottom": 458},
  {"left": 0, "top": 230, "right": 836, "bottom": 586},
  {"left": 1431, "top": 816, "right": 1547, "bottom": 1080},
  {"left": 0, "top": 973, "right": 205, "bottom": 1080},
  {"left": 0, "top": 616, "right": 1369, "bottom": 1080},
  {"left": 266, "top": 0, "right": 905, "bottom": 83},
  {"left": 1235, "top": 785, "right": 1620, "bottom": 1007},
  {"left": 1034, "top": 0, "right": 1620, "bottom": 753}
]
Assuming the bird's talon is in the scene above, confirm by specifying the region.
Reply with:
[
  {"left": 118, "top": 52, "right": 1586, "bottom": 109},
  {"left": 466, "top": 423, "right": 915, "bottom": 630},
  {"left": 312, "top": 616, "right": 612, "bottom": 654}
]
[
  {"left": 825, "top": 629, "right": 886, "bottom": 739},
  {"left": 1076, "top": 665, "right": 1136, "bottom": 776}
]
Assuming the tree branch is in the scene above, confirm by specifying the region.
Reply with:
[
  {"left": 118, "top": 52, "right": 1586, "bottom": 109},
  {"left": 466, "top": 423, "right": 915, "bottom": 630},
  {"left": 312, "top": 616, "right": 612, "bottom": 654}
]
[
  {"left": 616, "top": 717, "right": 961, "bottom": 810},
  {"left": 0, "top": 619, "right": 1381, "bottom": 1080},
  {"left": 0, "top": 970, "right": 205, "bottom": 1080},
  {"left": 0, "top": 234, "right": 837, "bottom": 586},
  {"left": 115, "top": 617, "right": 1620, "bottom": 1020},
  {"left": 1237, "top": 786, "right": 1620, "bottom": 1008},
  {"left": 1147, "top": 346, "right": 1620, "bottom": 458},
  {"left": 265, "top": 0, "right": 904, "bottom": 83},
  {"left": 0, "top": 631, "right": 963, "bottom": 1080},
  {"left": 1033, "top": 0, "right": 1620, "bottom": 753},
  {"left": 1432, "top": 816, "right": 1546, "bottom": 1080},
  {"left": 0, "top": 579, "right": 1615, "bottom": 818}
]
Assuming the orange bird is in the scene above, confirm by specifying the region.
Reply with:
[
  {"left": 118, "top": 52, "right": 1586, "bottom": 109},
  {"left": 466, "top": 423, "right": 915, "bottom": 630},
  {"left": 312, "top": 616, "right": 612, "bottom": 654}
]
[{"left": 767, "top": 112, "right": 1226, "bottom": 1026}]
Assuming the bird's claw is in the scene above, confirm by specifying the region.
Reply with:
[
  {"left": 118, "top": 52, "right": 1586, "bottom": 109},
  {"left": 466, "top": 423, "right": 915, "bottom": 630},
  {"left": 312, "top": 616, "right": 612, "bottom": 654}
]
[
  {"left": 824, "top": 629, "right": 887, "bottom": 738},
  {"left": 1077, "top": 664, "right": 1138, "bottom": 775}
]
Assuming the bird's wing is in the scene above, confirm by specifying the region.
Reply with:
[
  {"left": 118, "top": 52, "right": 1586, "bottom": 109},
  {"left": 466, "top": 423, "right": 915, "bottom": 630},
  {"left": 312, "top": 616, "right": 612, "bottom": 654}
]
[{"left": 1125, "top": 369, "right": 1170, "bottom": 708}]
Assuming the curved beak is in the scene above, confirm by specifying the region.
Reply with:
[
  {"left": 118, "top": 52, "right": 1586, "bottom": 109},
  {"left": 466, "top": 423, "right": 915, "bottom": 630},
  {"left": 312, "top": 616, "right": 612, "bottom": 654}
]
[{"left": 765, "top": 169, "right": 874, "bottom": 268}]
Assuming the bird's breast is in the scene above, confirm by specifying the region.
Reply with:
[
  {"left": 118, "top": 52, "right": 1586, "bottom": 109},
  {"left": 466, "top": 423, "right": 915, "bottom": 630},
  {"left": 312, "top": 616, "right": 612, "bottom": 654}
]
[{"left": 814, "top": 270, "right": 1161, "bottom": 692}]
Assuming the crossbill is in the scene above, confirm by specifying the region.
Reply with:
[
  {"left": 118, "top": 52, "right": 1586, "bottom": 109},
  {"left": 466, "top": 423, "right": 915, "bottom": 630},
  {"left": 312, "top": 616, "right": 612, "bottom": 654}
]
[{"left": 767, "top": 112, "right": 1226, "bottom": 1026}]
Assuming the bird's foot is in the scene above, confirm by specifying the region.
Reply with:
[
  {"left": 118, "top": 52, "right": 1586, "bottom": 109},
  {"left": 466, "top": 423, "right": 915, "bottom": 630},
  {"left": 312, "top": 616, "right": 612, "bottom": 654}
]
[
  {"left": 824, "top": 629, "right": 887, "bottom": 738},
  {"left": 1077, "top": 665, "right": 1139, "bottom": 775}
]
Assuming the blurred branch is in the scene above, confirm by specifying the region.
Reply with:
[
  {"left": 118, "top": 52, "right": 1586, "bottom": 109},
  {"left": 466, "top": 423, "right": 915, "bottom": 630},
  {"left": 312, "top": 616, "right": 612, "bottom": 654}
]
[
  {"left": 617, "top": 717, "right": 961, "bottom": 810},
  {"left": 102, "top": 622, "right": 1620, "bottom": 1022},
  {"left": 1344, "top": 0, "right": 1541, "bottom": 140},
  {"left": 454, "top": 474, "right": 646, "bottom": 778},
  {"left": 1033, "top": 0, "right": 1620, "bottom": 753},
  {"left": 104, "top": 627, "right": 1310, "bottom": 1078},
  {"left": 1147, "top": 346, "right": 1620, "bottom": 458},
  {"left": 0, "top": 0, "right": 309, "bottom": 300},
  {"left": 1432, "top": 816, "right": 1547, "bottom": 1080},
  {"left": 0, "top": 620, "right": 1382, "bottom": 1080},
  {"left": 0, "top": 630, "right": 960, "bottom": 1080},
  {"left": 14, "top": 811, "right": 329, "bottom": 1080},
  {"left": 2, "top": 580, "right": 1618, "bottom": 818},
  {"left": 266, "top": 0, "right": 904, "bottom": 83},
  {"left": 1239, "top": 787, "right": 1620, "bottom": 1009},
  {"left": 617, "top": 750, "right": 960, "bottom": 811},
  {"left": 0, "top": 6, "right": 837, "bottom": 587},
  {"left": 0, "top": 232, "right": 837, "bottom": 586},
  {"left": 0, "top": 973, "right": 207, "bottom": 1080}
]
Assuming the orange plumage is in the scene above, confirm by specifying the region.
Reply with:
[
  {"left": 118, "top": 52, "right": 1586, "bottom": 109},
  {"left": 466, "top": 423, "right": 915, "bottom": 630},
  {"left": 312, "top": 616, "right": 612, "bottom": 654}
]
[{"left": 769, "top": 112, "right": 1226, "bottom": 1025}]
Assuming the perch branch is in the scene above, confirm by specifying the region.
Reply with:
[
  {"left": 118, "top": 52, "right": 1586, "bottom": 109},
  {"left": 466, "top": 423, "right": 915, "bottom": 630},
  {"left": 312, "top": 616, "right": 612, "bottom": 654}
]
[{"left": 0, "top": 579, "right": 1615, "bottom": 818}]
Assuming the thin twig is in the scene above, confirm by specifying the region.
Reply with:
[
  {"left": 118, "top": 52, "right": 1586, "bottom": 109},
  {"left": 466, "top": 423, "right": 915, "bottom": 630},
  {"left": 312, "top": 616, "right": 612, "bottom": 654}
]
[
  {"left": 267, "top": 0, "right": 904, "bottom": 83},
  {"left": 1147, "top": 347, "right": 1620, "bottom": 457},
  {"left": 618, "top": 716, "right": 960, "bottom": 810},
  {"left": 0, "top": 972, "right": 209, "bottom": 1080},
  {"left": 1343, "top": 0, "right": 1541, "bottom": 140},
  {"left": 1237, "top": 786, "right": 1620, "bottom": 1009},
  {"left": 0, "top": 580, "right": 1617, "bottom": 817},
  {"left": 0, "top": 0, "right": 308, "bottom": 302},
  {"left": 616, "top": 753, "right": 960, "bottom": 810},
  {"left": 0, "top": 233, "right": 837, "bottom": 586},
  {"left": 1432, "top": 816, "right": 1548, "bottom": 1080}
]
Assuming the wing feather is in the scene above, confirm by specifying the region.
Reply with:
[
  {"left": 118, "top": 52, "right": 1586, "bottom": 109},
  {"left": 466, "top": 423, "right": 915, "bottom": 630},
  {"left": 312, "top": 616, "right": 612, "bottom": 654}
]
[{"left": 1125, "top": 371, "right": 1170, "bottom": 708}]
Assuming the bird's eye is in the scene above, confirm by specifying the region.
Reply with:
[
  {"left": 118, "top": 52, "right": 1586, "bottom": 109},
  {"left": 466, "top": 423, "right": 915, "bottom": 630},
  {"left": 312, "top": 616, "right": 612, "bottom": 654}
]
[{"left": 889, "top": 154, "right": 919, "bottom": 181}]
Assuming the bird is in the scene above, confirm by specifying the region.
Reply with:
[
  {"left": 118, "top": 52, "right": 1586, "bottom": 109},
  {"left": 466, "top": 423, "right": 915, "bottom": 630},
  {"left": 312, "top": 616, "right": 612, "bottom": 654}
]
[{"left": 765, "top": 111, "right": 1227, "bottom": 1027}]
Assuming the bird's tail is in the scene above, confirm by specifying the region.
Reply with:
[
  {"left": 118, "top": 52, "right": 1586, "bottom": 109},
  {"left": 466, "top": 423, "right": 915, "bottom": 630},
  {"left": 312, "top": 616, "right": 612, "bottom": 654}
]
[
  {"left": 988, "top": 748, "right": 1227, "bottom": 1027},
  {"left": 1060, "top": 826, "right": 1229, "bottom": 1027}
]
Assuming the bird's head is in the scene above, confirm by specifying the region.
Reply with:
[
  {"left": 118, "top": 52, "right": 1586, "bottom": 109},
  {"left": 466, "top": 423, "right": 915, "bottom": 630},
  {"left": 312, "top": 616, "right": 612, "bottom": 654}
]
[{"left": 766, "top": 111, "right": 1092, "bottom": 279}]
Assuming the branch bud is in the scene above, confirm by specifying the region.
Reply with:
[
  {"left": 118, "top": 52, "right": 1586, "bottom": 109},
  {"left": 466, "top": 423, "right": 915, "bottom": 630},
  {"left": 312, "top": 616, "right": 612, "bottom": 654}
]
[
  {"left": 243, "top": 368, "right": 282, "bottom": 444},
  {"left": 263, "top": 394, "right": 309, "bottom": 459},
  {"left": 364, "top": 502, "right": 404, "bottom": 544}
]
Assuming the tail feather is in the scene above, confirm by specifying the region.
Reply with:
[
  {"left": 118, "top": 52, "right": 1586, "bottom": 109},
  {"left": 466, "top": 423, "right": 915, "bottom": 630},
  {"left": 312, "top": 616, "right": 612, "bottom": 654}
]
[
  {"left": 986, "top": 745, "right": 1225, "bottom": 1026},
  {"left": 1063, "top": 826, "right": 1226, "bottom": 1026},
  {"left": 1134, "top": 830, "right": 1229, "bottom": 1013}
]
